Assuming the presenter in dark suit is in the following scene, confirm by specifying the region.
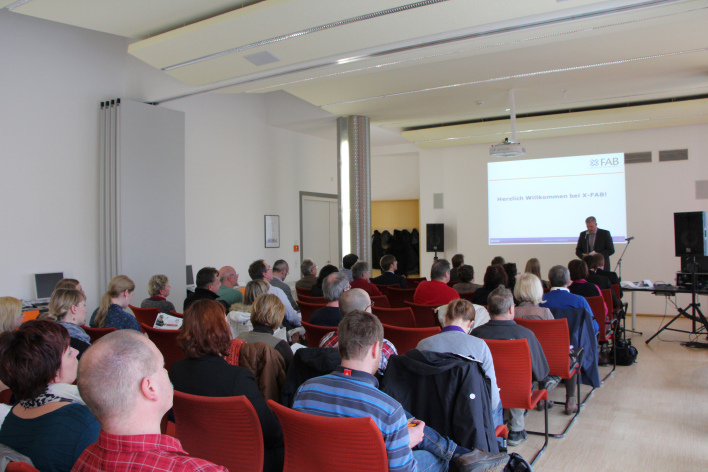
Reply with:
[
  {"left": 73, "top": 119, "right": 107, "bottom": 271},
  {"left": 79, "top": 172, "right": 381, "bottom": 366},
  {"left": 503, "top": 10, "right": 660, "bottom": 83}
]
[{"left": 575, "top": 216, "right": 615, "bottom": 270}]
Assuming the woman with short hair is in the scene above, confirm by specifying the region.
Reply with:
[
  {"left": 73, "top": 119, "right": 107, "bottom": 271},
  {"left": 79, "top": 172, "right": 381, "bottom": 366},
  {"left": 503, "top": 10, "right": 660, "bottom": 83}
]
[
  {"left": 140, "top": 274, "right": 176, "bottom": 314},
  {"left": 310, "top": 264, "right": 339, "bottom": 297},
  {"left": 513, "top": 273, "right": 554, "bottom": 320},
  {"left": 237, "top": 293, "right": 293, "bottom": 369},
  {"left": 0, "top": 320, "right": 100, "bottom": 471},
  {"left": 39, "top": 288, "right": 92, "bottom": 357},
  {"left": 169, "top": 299, "right": 284, "bottom": 472},
  {"left": 89, "top": 275, "right": 140, "bottom": 332}
]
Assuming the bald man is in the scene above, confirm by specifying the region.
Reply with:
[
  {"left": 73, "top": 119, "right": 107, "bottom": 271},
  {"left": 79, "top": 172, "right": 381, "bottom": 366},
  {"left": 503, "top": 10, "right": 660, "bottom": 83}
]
[
  {"left": 339, "top": 287, "right": 372, "bottom": 316},
  {"left": 217, "top": 266, "right": 243, "bottom": 306},
  {"left": 74, "top": 330, "right": 227, "bottom": 471}
]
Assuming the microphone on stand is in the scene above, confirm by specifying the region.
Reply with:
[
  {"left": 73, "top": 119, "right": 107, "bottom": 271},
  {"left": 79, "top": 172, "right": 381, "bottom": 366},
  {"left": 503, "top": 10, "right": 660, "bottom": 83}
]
[{"left": 625, "top": 236, "right": 635, "bottom": 241}]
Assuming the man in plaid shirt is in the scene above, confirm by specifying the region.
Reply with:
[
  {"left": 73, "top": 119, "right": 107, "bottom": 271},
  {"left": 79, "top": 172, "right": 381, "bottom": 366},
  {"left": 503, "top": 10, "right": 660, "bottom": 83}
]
[{"left": 72, "top": 330, "right": 227, "bottom": 472}]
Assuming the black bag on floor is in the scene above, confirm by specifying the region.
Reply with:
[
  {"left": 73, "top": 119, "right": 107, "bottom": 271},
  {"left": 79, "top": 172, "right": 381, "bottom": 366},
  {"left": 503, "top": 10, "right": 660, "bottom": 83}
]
[
  {"left": 613, "top": 338, "right": 638, "bottom": 365},
  {"left": 504, "top": 452, "right": 533, "bottom": 472}
]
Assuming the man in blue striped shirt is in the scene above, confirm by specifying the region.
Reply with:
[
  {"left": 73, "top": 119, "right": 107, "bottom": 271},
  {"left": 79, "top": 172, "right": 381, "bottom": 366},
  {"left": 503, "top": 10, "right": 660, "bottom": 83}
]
[{"left": 293, "top": 310, "right": 508, "bottom": 472}]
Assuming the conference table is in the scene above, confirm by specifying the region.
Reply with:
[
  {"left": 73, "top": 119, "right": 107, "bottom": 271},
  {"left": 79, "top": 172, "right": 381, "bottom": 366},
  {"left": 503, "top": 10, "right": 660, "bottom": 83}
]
[{"left": 622, "top": 284, "right": 708, "bottom": 331}]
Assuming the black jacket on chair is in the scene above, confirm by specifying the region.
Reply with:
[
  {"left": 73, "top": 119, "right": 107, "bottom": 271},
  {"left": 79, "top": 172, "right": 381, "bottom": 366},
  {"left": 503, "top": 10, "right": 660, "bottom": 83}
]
[
  {"left": 372, "top": 271, "right": 408, "bottom": 289},
  {"left": 379, "top": 350, "right": 499, "bottom": 453},
  {"left": 587, "top": 271, "right": 620, "bottom": 308}
]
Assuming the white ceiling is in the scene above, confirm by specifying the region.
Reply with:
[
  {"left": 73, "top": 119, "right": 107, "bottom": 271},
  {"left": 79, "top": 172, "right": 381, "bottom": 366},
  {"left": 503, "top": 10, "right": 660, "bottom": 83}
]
[{"left": 8, "top": 0, "right": 708, "bottom": 147}]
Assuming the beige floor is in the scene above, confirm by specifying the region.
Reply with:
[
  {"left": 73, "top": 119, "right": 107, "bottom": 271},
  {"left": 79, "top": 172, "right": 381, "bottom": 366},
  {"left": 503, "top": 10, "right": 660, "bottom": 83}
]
[{"left": 511, "top": 315, "right": 708, "bottom": 472}]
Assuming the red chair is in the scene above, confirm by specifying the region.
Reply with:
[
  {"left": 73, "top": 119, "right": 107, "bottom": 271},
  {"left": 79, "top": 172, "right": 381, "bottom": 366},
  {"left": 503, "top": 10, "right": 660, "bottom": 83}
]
[
  {"left": 141, "top": 323, "right": 185, "bottom": 371},
  {"left": 447, "top": 281, "right": 457, "bottom": 288},
  {"left": 297, "top": 294, "right": 327, "bottom": 304},
  {"left": 485, "top": 339, "right": 548, "bottom": 465},
  {"left": 601, "top": 289, "right": 615, "bottom": 319},
  {"left": 0, "top": 389, "right": 12, "bottom": 405},
  {"left": 83, "top": 326, "right": 117, "bottom": 344},
  {"left": 372, "top": 284, "right": 399, "bottom": 297},
  {"left": 495, "top": 424, "right": 508, "bottom": 449},
  {"left": 611, "top": 283, "right": 621, "bottom": 301},
  {"left": 369, "top": 295, "right": 390, "bottom": 308},
  {"left": 405, "top": 277, "right": 427, "bottom": 286},
  {"left": 295, "top": 286, "right": 312, "bottom": 297},
  {"left": 173, "top": 391, "right": 263, "bottom": 472},
  {"left": 372, "top": 306, "right": 416, "bottom": 328},
  {"left": 382, "top": 324, "right": 441, "bottom": 354},
  {"left": 586, "top": 295, "right": 616, "bottom": 379},
  {"left": 386, "top": 287, "right": 416, "bottom": 308},
  {"left": 543, "top": 287, "right": 551, "bottom": 294},
  {"left": 297, "top": 300, "right": 327, "bottom": 323},
  {"left": 169, "top": 310, "right": 184, "bottom": 318},
  {"left": 403, "top": 301, "right": 440, "bottom": 328},
  {"left": 129, "top": 305, "right": 160, "bottom": 327},
  {"left": 515, "top": 318, "right": 584, "bottom": 437},
  {"left": 301, "top": 321, "right": 338, "bottom": 348},
  {"left": 268, "top": 400, "right": 388, "bottom": 472},
  {"left": 6, "top": 464, "right": 40, "bottom": 472},
  {"left": 458, "top": 291, "right": 475, "bottom": 303}
]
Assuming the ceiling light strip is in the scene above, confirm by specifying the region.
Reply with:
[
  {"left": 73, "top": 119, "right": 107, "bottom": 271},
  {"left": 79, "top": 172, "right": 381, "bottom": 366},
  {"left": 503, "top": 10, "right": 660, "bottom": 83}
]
[
  {"left": 162, "top": 0, "right": 451, "bottom": 71},
  {"left": 4, "top": 0, "right": 34, "bottom": 10},
  {"left": 413, "top": 112, "right": 708, "bottom": 143},
  {"left": 322, "top": 46, "right": 708, "bottom": 107}
]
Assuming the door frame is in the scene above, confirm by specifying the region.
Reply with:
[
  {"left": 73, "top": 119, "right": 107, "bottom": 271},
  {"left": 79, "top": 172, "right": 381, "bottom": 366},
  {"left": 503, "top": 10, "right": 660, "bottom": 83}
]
[{"left": 299, "top": 191, "right": 339, "bottom": 266}]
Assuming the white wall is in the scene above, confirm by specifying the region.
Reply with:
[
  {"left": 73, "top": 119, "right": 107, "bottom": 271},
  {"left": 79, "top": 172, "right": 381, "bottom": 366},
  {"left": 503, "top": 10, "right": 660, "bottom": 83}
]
[
  {"left": 371, "top": 152, "right": 420, "bottom": 201},
  {"left": 418, "top": 123, "right": 708, "bottom": 314}
]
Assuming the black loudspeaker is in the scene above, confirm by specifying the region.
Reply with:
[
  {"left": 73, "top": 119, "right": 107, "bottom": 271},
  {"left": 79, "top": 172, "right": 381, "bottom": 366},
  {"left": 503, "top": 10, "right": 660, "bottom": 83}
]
[
  {"left": 426, "top": 224, "right": 444, "bottom": 252},
  {"left": 674, "top": 212, "right": 708, "bottom": 257}
]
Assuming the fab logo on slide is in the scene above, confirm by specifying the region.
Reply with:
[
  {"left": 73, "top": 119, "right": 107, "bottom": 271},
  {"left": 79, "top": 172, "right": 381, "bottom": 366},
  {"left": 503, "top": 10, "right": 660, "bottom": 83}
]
[{"left": 590, "top": 157, "right": 620, "bottom": 167}]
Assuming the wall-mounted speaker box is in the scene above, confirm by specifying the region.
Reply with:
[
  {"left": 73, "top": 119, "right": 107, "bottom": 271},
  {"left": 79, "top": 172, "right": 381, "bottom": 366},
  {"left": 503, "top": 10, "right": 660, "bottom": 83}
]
[
  {"left": 674, "top": 211, "right": 707, "bottom": 257},
  {"left": 426, "top": 224, "right": 444, "bottom": 252}
]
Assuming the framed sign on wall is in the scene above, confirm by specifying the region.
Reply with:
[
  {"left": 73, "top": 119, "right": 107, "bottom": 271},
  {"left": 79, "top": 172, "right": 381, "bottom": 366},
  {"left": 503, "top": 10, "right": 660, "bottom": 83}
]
[{"left": 265, "top": 215, "right": 280, "bottom": 248}]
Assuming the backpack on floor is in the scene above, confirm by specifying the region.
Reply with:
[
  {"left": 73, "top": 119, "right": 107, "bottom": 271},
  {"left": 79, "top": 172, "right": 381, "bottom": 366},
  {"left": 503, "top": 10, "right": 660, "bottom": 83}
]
[
  {"left": 504, "top": 452, "right": 533, "bottom": 472},
  {"left": 613, "top": 338, "right": 638, "bottom": 366}
]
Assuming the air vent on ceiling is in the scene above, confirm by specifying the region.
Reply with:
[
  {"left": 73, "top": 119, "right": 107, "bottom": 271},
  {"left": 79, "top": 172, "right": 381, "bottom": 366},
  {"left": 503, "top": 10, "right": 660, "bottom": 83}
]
[
  {"left": 244, "top": 51, "right": 280, "bottom": 66},
  {"left": 659, "top": 149, "right": 688, "bottom": 162},
  {"left": 624, "top": 152, "right": 652, "bottom": 164}
]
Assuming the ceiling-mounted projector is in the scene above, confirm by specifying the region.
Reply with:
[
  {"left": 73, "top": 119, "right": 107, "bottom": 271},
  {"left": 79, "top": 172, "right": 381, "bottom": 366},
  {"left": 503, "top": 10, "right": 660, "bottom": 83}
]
[
  {"left": 490, "top": 137, "right": 525, "bottom": 157},
  {"left": 490, "top": 89, "right": 526, "bottom": 158}
]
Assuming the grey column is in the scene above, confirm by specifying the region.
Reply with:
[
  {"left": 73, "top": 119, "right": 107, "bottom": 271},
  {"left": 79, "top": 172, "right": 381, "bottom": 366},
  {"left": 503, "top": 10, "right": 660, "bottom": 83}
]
[{"left": 337, "top": 116, "right": 371, "bottom": 267}]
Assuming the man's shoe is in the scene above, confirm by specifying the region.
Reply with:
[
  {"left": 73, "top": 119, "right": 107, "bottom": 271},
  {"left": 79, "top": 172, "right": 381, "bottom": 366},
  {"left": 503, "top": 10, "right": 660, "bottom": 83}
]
[
  {"left": 453, "top": 450, "right": 509, "bottom": 472},
  {"left": 538, "top": 375, "right": 561, "bottom": 392},
  {"left": 506, "top": 429, "right": 527, "bottom": 447},
  {"left": 535, "top": 399, "right": 554, "bottom": 411},
  {"left": 564, "top": 397, "right": 578, "bottom": 416}
]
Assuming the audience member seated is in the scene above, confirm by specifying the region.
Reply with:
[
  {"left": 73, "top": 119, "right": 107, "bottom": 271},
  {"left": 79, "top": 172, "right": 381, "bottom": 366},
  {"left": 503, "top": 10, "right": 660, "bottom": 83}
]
[
  {"left": 471, "top": 286, "right": 550, "bottom": 446},
  {"left": 73, "top": 330, "right": 227, "bottom": 472},
  {"left": 594, "top": 253, "right": 622, "bottom": 297},
  {"left": 340, "top": 253, "right": 359, "bottom": 282},
  {"left": 40, "top": 288, "right": 92, "bottom": 357},
  {"left": 449, "top": 254, "right": 465, "bottom": 282},
  {"left": 414, "top": 259, "right": 460, "bottom": 305},
  {"left": 491, "top": 256, "right": 505, "bottom": 266},
  {"left": 513, "top": 274, "right": 554, "bottom": 321},
  {"left": 270, "top": 260, "right": 298, "bottom": 311},
  {"left": 539, "top": 265, "right": 598, "bottom": 335},
  {"left": 453, "top": 265, "right": 482, "bottom": 294},
  {"left": 295, "top": 259, "right": 318, "bottom": 290},
  {"left": 169, "top": 300, "right": 284, "bottom": 472},
  {"left": 141, "top": 274, "right": 176, "bottom": 314},
  {"left": 471, "top": 265, "right": 507, "bottom": 306},
  {"left": 319, "top": 289, "right": 397, "bottom": 375},
  {"left": 237, "top": 294, "right": 294, "bottom": 369},
  {"left": 0, "top": 320, "right": 100, "bottom": 472},
  {"left": 372, "top": 255, "right": 408, "bottom": 288},
  {"left": 294, "top": 310, "right": 509, "bottom": 472},
  {"left": 568, "top": 260, "right": 608, "bottom": 321},
  {"left": 310, "top": 272, "right": 350, "bottom": 327},
  {"left": 90, "top": 275, "right": 141, "bottom": 332},
  {"left": 416, "top": 299, "right": 501, "bottom": 424},
  {"left": 0, "top": 297, "right": 23, "bottom": 408},
  {"left": 524, "top": 258, "right": 550, "bottom": 289},
  {"left": 249, "top": 259, "right": 300, "bottom": 328},
  {"left": 184, "top": 267, "right": 227, "bottom": 312},
  {"left": 310, "top": 264, "right": 339, "bottom": 298},
  {"left": 216, "top": 266, "right": 243, "bottom": 306},
  {"left": 583, "top": 255, "right": 620, "bottom": 309},
  {"left": 55, "top": 278, "right": 85, "bottom": 296},
  {"left": 350, "top": 261, "right": 382, "bottom": 297},
  {"left": 503, "top": 263, "right": 518, "bottom": 293},
  {"left": 227, "top": 280, "right": 269, "bottom": 338}
]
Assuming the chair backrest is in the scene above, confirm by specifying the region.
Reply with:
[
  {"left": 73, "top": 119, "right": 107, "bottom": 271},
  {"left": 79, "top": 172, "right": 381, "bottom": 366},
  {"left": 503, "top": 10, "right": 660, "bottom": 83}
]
[
  {"left": 173, "top": 391, "right": 263, "bottom": 472},
  {"left": 6, "top": 463, "right": 40, "bottom": 472},
  {"left": 543, "top": 287, "right": 551, "bottom": 294},
  {"left": 301, "top": 321, "right": 338, "bottom": 347},
  {"left": 169, "top": 310, "right": 184, "bottom": 318},
  {"left": 295, "top": 286, "right": 312, "bottom": 296},
  {"left": 611, "top": 283, "right": 621, "bottom": 301},
  {"left": 382, "top": 324, "right": 441, "bottom": 354},
  {"left": 515, "top": 318, "right": 574, "bottom": 379},
  {"left": 371, "top": 306, "right": 416, "bottom": 328},
  {"left": 372, "top": 284, "right": 398, "bottom": 297},
  {"left": 600, "top": 288, "right": 613, "bottom": 316},
  {"left": 268, "top": 400, "right": 388, "bottom": 472},
  {"left": 458, "top": 291, "right": 476, "bottom": 302},
  {"left": 83, "top": 326, "right": 117, "bottom": 344},
  {"left": 297, "top": 300, "right": 327, "bottom": 323},
  {"left": 129, "top": 305, "right": 160, "bottom": 327},
  {"left": 141, "top": 323, "right": 185, "bottom": 370},
  {"left": 386, "top": 287, "right": 417, "bottom": 308},
  {"left": 484, "top": 338, "right": 536, "bottom": 410},
  {"left": 447, "top": 281, "right": 457, "bottom": 288},
  {"left": 369, "top": 294, "right": 390, "bottom": 309},
  {"left": 403, "top": 301, "right": 440, "bottom": 328},
  {"left": 0, "top": 388, "right": 13, "bottom": 405},
  {"left": 297, "top": 294, "right": 327, "bottom": 304},
  {"left": 585, "top": 295, "right": 610, "bottom": 342}
]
